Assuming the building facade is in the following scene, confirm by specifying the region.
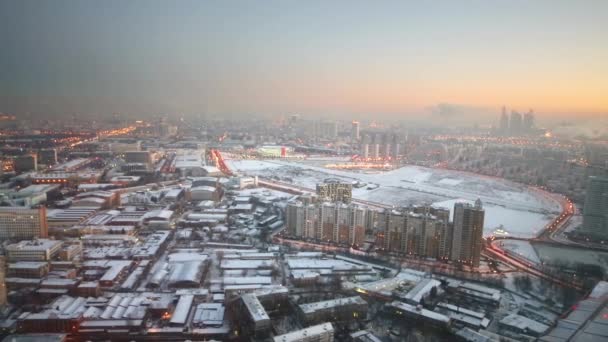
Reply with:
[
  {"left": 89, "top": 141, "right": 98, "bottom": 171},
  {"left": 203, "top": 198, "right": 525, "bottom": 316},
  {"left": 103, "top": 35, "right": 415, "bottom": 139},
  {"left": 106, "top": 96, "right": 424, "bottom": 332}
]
[
  {"left": 316, "top": 181, "right": 352, "bottom": 203},
  {"left": 581, "top": 176, "right": 608, "bottom": 240},
  {"left": 0, "top": 207, "right": 49, "bottom": 240},
  {"left": 285, "top": 201, "right": 367, "bottom": 247},
  {"left": 450, "top": 200, "right": 485, "bottom": 267}
]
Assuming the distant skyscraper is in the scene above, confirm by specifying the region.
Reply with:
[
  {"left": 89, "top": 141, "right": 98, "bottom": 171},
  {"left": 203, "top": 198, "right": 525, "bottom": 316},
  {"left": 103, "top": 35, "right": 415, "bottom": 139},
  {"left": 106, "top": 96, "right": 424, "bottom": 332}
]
[
  {"left": 289, "top": 114, "right": 299, "bottom": 126},
  {"left": 450, "top": 200, "right": 485, "bottom": 267},
  {"left": 381, "top": 133, "right": 392, "bottom": 158},
  {"left": 316, "top": 120, "right": 338, "bottom": 139},
  {"left": 499, "top": 106, "right": 509, "bottom": 134},
  {"left": 391, "top": 134, "right": 401, "bottom": 158},
  {"left": 509, "top": 111, "right": 522, "bottom": 136},
  {"left": 523, "top": 110, "right": 535, "bottom": 133},
  {"left": 581, "top": 176, "right": 608, "bottom": 240},
  {"left": 351, "top": 121, "right": 360, "bottom": 142},
  {"left": 370, "top": 133, "right": 381, "bottom": 159},
  {"left": 360, "top": 143, "right": 370, "bottom": 159}
]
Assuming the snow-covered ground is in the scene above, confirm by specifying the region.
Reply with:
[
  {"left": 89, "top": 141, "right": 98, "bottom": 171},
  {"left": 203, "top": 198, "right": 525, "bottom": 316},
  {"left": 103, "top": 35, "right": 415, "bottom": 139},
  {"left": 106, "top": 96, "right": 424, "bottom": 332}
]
[
  {"left": 432, "top": 199, "right": 554, "bottom": 238},
  {"left": 225, "top": 160, "right": 284, "bottom": 172},
  {"left": 235, "top": 187, "right": 297, "bottom": 200},
  {"left": 225, "top": 157, "right": 562, "bottom": 238}
]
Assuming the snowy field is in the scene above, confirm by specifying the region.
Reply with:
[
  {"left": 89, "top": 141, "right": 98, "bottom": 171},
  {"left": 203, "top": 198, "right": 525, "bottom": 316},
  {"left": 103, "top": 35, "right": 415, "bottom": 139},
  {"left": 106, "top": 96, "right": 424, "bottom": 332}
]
[
  {"left": 226, "top": 157, "right": 562, "bottom": 238},
  {"left": 432, "top": 199, "right": 554, "bottom": 238}
]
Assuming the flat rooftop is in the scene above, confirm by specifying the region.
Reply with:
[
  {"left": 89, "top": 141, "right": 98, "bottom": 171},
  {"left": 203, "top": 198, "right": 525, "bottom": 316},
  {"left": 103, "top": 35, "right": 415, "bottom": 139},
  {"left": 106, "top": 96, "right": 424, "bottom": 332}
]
[
  {"left": 273, "top": 323, "right": 333, "bottom": 342},
  {"left": 241, "top": 293, "right": 269, "bottom": 322},
  {"left": 299, "top": 296, "right": 367, "bottom": 315}
]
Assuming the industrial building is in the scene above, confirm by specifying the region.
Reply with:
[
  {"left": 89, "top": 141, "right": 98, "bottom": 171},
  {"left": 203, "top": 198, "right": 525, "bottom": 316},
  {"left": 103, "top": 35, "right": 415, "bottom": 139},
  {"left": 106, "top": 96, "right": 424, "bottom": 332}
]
[{"left": 6, "top": 239, "right": 62, "bottom": 261}]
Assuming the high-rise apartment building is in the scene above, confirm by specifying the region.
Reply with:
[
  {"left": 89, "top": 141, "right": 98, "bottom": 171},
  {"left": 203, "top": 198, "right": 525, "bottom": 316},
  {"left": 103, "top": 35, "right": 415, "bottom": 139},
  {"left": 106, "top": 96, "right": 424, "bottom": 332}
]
[
  {"left": 581, "top": 176, "right": 608, "bottom": 240},
  {"left": 319, "top": 202, "right": 336, "bottom": 241},
  {"left": 523, "top": 110, "right": 535, "bottom": 133},
  {"left": 450, "top": 200, "right": 485, "bottom": 267},
  {"left": 314, "top": 120, "right": 338, "bottom": 139},
  {"left": 316, "top": 180, "right": 352, "bottom": 203},
  {"left": 351, "top": 121, "right": 360, "bottom": 142},
  {"left": 0, "top": 207, "right": 48, "bottom": 240},
  {"left": 377, "top": 207, "right": 448, "bottom": 259},
  {"left": 499, "top": 106, "right": 509, "bottom": 134},
  {"left": 391, "top": 134, "right": 402, "bottom": 158},
  {"left": 285, "top": 200, "right": 367, "bottom": 247},
  {"left": 287, "top": 200, "right": 485, "bottom": 267},
  {"left": 359, "top": 134, "right": 371, "bottom": 159}
]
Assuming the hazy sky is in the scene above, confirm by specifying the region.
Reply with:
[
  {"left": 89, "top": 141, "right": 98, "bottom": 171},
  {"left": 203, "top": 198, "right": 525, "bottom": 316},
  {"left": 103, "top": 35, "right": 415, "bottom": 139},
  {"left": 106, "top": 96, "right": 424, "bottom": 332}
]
[{"left": 1, "top": 0, "right": 607, "bottom": 121}]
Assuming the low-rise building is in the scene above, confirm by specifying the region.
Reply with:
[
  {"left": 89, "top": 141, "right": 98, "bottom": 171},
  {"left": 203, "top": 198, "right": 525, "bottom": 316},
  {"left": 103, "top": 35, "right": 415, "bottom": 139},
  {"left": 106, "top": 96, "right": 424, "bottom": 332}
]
[
  {"left": 6, "top": 239, "right": 62, "bottom": 261},
  {"left": 0, "top": 207, "right": 49, "bottom": 240},
  {"left": 387, "top": 301, "right": 451, "bottom": 329},
  {"left": 499, "top": 314, "right": 549, "bottom": 337},
  {"left": 273, "top": 322, "right": 334, "bottom": 342},
  {"left": 192, "top": 303, "right": 225, "bottom": 327},
  {"left": 298, "top": 296, "right": 368, "bottom": 325},
  {"left": 8, "top": 262, "right": 50, "bottom": 278},
  {"left": 233, "top": 293, "right": 271, "bottom": 338}
]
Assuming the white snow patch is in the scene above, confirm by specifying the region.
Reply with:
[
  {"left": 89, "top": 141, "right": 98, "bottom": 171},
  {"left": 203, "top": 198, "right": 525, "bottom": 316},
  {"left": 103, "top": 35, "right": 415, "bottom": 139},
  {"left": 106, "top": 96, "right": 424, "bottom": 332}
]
[
  {"left": 437, "top": 178, "right": 463, "bottom": 186},
  {"left": 226, "top": 160, "right": 283, "bottom": 171},
  {"left": 432, "top": 199, "right": 552, "bottom": 238}
]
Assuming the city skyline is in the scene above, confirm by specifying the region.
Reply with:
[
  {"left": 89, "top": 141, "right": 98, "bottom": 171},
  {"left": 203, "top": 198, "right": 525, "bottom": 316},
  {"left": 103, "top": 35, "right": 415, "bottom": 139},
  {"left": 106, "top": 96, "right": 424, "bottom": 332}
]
[
  {"left": 2, "top": 2, "right": 608, "bottom": 341},
  {"left": 1, "top": 0, "right": 607, "bottom": 120}
]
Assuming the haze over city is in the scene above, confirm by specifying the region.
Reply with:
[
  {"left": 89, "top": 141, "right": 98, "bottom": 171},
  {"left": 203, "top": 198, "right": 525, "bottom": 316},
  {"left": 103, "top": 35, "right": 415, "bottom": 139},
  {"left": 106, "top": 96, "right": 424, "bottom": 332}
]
[
  {"left": 1, "top": 0, "right": 607, "bottom": 123},
  {"left": 1, "top": 2, "right": 608, "bottom": 342}
]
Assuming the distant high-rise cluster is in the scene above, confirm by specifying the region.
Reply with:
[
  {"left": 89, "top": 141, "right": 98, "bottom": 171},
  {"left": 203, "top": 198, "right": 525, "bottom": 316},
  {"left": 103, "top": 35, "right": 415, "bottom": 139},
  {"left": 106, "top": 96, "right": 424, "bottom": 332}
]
[
  {"left": 581, "top": 176, "right": 608, "bottom": 240},
  {"left": 313, "top": 120, "right": 338, "bottom": 139},
  {"left": 286, "top": 196, "right": 486, "bottom": 267},
  {"left": 498, "top": 106, "right": 535, "bottom": 136},
  {"left": 359, "top": 132, "right": 401, "bottom": 159}
]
